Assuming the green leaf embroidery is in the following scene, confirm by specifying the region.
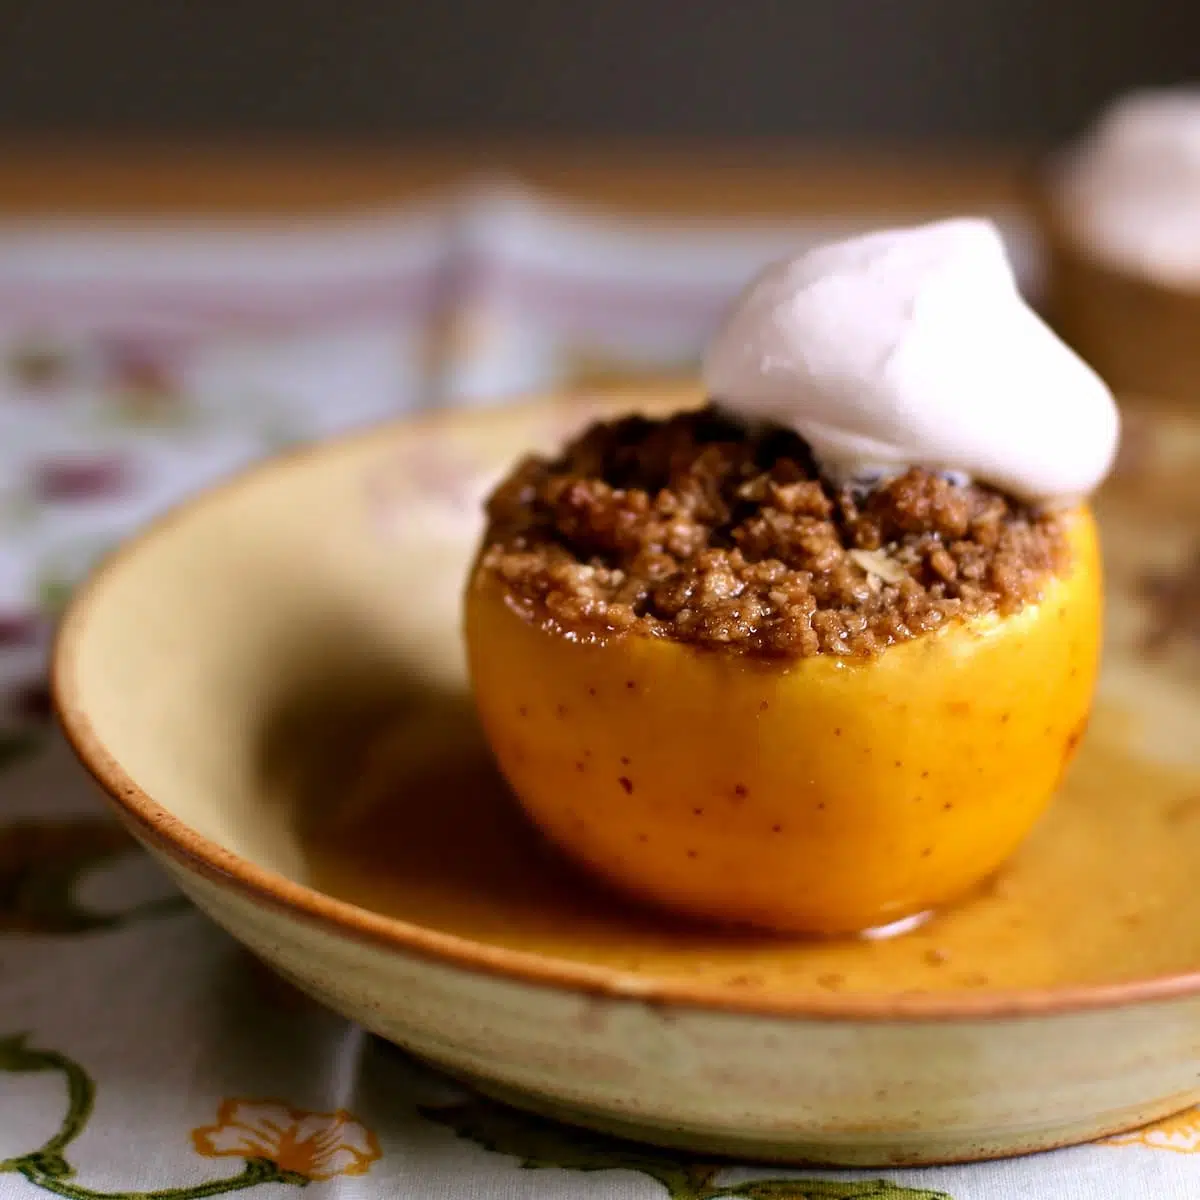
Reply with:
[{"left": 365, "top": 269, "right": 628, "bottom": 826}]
[
  {"left": 726, "top": 1179, "right": 953, "bottom": 1200},
  {"left": 35, "top": 577, "right": 75, "bottom": 617},
  {"left": 0, "top": 730, "right": 38, "bottom": 772},
  {"left": 0, "top": 818, "right": 190, "bottom": 935},
  {"left": 420, "top": 1099, "right": 955, "bottom": 1200},
  {"left": 420, "top": 1098, "right": 715, "bottom": 1197},
  {"left": 0, "top": 1033, "right": 95, "bottom": 1167},
  {"left": 0, "top": 1038, "right": 321, "bottom": 1198}
]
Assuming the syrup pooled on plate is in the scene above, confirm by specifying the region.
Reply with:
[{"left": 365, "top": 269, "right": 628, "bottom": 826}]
[{"left": 299, "top": 700, "right": 1200, "bottom": 997}]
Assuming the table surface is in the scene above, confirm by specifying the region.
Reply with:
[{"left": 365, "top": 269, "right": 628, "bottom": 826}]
[
  {"left": 0, "top": 139, "right": 1035, "bottom": 218},
  {"left": 2, "top": 139, "right": 1198, "bottom": 1200}
]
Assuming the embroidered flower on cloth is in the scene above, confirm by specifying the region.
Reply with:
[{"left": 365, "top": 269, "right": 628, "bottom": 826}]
[
  {"left": 1105, "top": 1108, "right": 1200, "bottom": 1154},
  {"left": 192, "top": 1098, "right": 382, "bottom": 1180}
]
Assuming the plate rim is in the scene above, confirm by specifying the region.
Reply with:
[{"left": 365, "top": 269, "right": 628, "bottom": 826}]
[{"left": 51, "top": 387, "right": 1200, "bottom": 1024}]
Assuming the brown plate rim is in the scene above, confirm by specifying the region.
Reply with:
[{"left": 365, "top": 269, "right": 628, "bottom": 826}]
[{"left": 50, "top": 388, "right": 1200, "bottom": 1024}]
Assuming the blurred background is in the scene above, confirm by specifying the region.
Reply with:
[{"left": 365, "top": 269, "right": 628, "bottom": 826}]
[
  {"left": 0, "top": 0, "right": 1195, "bottom": 142},
  {"left": 0, "top": 0, "right": 1196, "bottom": 630}
]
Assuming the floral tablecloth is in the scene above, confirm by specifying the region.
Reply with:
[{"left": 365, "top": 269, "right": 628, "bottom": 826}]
[{"left": 0, "top": 179, "right": 1195, "bottom": 1200}]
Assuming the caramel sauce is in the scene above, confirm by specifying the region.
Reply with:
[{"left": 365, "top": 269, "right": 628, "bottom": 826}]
[{"left": 301, "top": 704, "right": 1200, "bottom": 996}]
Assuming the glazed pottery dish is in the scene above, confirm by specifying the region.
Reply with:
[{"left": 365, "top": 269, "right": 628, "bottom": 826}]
[
  {"left": 1039, "top": 87, "right": 1200, "bottom": 402},
  {"left": 54, "top": 223, "right": 1200, "bottom": 1167}
]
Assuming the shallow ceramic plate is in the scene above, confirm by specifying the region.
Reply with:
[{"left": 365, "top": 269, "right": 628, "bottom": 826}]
[{"left": 53, "top": 385, "right": 1200, "bottom": 1167}]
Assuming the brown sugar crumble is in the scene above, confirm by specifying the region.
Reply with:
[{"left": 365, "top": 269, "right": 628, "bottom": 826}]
[{"left": 476, "top": 405, "right": 1069, "bottom": 658}]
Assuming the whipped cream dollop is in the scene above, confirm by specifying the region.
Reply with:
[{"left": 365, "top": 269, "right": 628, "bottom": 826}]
[
  {"left": 1052, "top": 88, "right": 1200, "bottom": 285},
  {"left": 702, "top": 218, "right": 1119, "bottom": 507}
]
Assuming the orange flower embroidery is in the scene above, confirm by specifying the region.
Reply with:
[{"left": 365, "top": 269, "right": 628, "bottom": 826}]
[
  {"left": 192, "top": 1099, "right": 382, "bottom": 1180},
  {"left": 1105, "top": 1107, "right": 1200, "bottom": 1153}
]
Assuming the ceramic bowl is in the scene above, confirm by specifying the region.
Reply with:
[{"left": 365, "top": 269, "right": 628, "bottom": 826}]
[{"left": 53, "top": 386, "right": 1200, "bottom": 1167}]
